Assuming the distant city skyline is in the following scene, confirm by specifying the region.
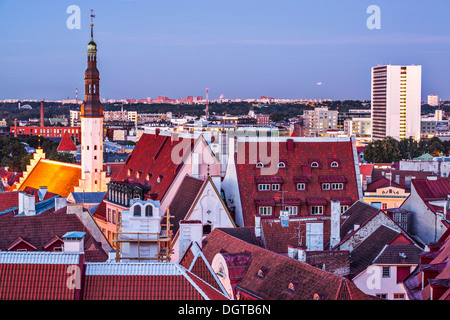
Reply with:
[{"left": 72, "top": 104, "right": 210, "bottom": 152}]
[{"left": 1, "top": 0, "right": 450, "bottom": 101}]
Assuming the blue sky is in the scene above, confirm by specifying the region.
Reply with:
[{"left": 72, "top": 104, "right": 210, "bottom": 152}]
[{"left": 1, "top": 0, "right": 450, "bottom": 101}]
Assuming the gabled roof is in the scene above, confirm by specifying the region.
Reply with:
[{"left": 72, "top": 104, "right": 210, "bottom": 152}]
[
  {"left": 0, "top": 207, "right": 107, "bottom": 262},
  {"left": 179, "top": 241, "right": 229, "bottom": 297},
  {"left": 168, "top": 176, "right": 205, "bottom": 237},
  {"left": 83, "top": 262, "right": 229, "bottom": 300},
  {"left": 113, "top": 132, "right": 197, "bottom": 201},
  {"left": 365, "top": 177, "right": 407, "bottom": 192},
  {"left": 235, "top": 137, "right": 360, "bottom": 226},
  {"left": 200, "top": 228, "right": 373, "bottom": 300},
  {"left": 16, "top": 159, "right": 81, "bottom": 197},
  {"left": 349, "top": 225, "right": 401, "bottom": 279},
  {"left": 410, "top": 178, "right": 450, "bottom": 217},
  {"left": 0, "top": 251, "right": 82, "bottom": 300},
  {"left": 57, "top": 132, "right": 77, "bottom": 152},
  {"left": 402, "top": 228, "right": 450, "bottom": 300},
  {"left": 338, "top": 201, "right": 381, "bottom": 244}
]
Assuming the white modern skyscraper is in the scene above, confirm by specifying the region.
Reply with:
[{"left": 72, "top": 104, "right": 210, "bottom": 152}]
[{"left": 371, "top": 65, "right": 422, "bottom": 141}]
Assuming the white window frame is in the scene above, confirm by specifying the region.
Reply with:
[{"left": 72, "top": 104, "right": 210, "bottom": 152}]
[
  {"left": 259, "top": 206, "right": 272, "bottom": 216},
  {"left": 285, "top": 206, "right": 298, "bottom": 215},
  {"left": 258, "top": 184, "right": 271, "bottom": 191},
  {"left": 322, "top": 183, "right": 330, "bottom": 190},
  {"left": 278, "top": 162, "right": 286, "bottom": 168},
  {"left": 340, "top": 205, "right": 349, "bottom": 214},
  {"left": 256, "top": 162, "right": 264, "bottom": 168},
  {"left": 310, "top": 206, "right": 324, "bottom": 215},
  {"left": 272, "top": 184, "right": 280, "bottom": 191},
  {"left": 330, "top": 161, "right": 339, "bottom": 167},
  {"left": 382, "top": 266, "right": 391, "bottom": 278},
  {"left": 297, "top": 183, "right": 306, "bottom": 190},
  {"left": 311, "top": 162, "right": 319, "bottom": 168},
  {"left": 331, "top": 183, "right": 344, "bottom": 190}
]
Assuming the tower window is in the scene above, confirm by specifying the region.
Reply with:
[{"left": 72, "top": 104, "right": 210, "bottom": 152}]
[
  {"left": 94, "top": 145, "right": 97, "bottom": 150},
  {"left": 145, "top": 205, "right": 153, "bottom": 217},
  {"left": 133, "top": 205, "right": 141, "bottom": 217}
]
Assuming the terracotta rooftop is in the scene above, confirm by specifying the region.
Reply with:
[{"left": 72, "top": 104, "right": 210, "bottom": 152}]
[
  {"left": 0, "top": 206, "right": 107, "bottom": 262},
  {"left": 57, "top": 132, "right": 77, "bottom": 152},
  {"left": 200, "top": 228, "right": 374, "bottom": 300},
  {"left": 113, "top": 132, "right": 196, "bottom": 201},
  {"left": 234, "top": 138, "right": 360, "bottom": 227}
]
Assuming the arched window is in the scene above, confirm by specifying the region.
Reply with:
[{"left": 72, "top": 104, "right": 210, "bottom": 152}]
[
  {"left": 256, "top": 162, "right": 263, "bottom": 168},
  {"left": 133, "top": 205, "right": 141, "bottom": 217},
  {"left": 311, "top": 162, "right": 319, "bottom": 168},
  {"left": 278, "top": 162, "right": 286, "bottom": 168},
  {"left": 145, "top": 205, "right": 153, "bottom": 217},
  {"left": 331, "top": 161, "right": 339, "bottom": 167}
]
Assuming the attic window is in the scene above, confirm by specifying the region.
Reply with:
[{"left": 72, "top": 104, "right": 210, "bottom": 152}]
[
  {"left": 330, "top": 161, "right": 339, "bottom": 167},
  {"left": 146, "top": 173, "right": 151, "bottom": 181},
  {"left": 257, "top": 267, "right": 269, "bottom": 278},
  {"left": 278, "top": 162, "right": 286, "bottom": 168},
  {"left": 256, "top": 162, "right": 264, "bottom": 168},
  {"left": 157, "top": 175, "right": 163, "bottom": 183},
  {"left": 311, "top": 162, "right": 319, "bottom": 168},
  {"left": 288, "top": 281, "right": 300, "bottom": 291}
]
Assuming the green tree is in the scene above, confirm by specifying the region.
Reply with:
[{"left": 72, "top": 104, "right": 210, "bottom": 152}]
[
  {"left": 399, "top": 138, "right": 421, "bottom": 160},
  {"left": 364, "top": 136, "right": 402, "bottom": 163}
]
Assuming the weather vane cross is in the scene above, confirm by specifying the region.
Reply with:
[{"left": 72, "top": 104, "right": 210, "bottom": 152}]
[{"left": 90, "top": 9, "right": 95, "bottom": 24}]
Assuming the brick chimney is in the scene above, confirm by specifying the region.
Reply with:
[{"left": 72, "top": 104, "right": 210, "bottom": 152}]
[{"left": 40, "top": 100, "right": 44, "bottom": 127}]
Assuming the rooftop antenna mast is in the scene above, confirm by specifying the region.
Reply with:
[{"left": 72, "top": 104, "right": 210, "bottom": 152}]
[{"left": 205, "top": 88, "right": 209, "bottom": 118}]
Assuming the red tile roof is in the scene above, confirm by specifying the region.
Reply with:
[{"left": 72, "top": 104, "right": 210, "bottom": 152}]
[
  {"left": 402, "top": 228, "right": 450, "bottom": 300},
  {"left": 113, "top": 132, "right": 195, "bottom": 201},
  {"left": 0, "top": 191, "right": 20, "bottom": 212},
  {"left": 412, "top": 178, "right": 450, "bottom": 215},
  {"left": 235, "top": 138, "right": 360, "bottom": 226},
  {"left": 57, "top": 132, "right": 77, "bottom": 151},
  {"left": 0, "top": 252, "right": 83, "bottom": 300},
  {"left": 0, "top": 207, "right": 107, "bottom": 262},
  {"left": 200, "top": 228, "right": 373, "bottom": 300},
  {"left": 82, "top": 262, "right": 228, "bottom": 300}
]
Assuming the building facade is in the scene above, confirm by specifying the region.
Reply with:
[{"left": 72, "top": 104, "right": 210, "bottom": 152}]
[{"left": 371, "top": 65, "right": 422, "bottom": 141}]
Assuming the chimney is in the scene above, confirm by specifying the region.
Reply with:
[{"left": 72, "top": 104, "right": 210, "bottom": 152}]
[
  {"left": 62, "top": 231, "right": 86, "bottom": 253},
  {"left": 178, "top": 220, "right": 203, "bottom": 260},
  {"left": 297, "top": 246, "right": 307, "bottom": 262},
  {"left": 67, "top": 203, "right": 84, "bottom": 215},
  {"left": 19, "top": 192, "right": 36, "bottom": 216},
  {"left": 38, "top": 186, "right": 47, "bottom": 202},
  {"left": 55, "top": 197, "right": 68, "bottom": 211},
  {"left": 405, "top": 176, "right": 412, "bottom": 189},
  {"left": 287, "top": 244, "right": 298, "bottom": 259},
  {"left": 106, "top": 165, "right": 111, "bottom": 176},
  {"left": 40, "top": 100, "right": 45, "bottom": 127},
  {"left": 330, "top": 200, "right": 341, "bottom": 249},
  {"left": 395, "top": 175, "right": 400, "bottom": 185},
  {"left": 255, "top": 216, "right": 261, "bottom": 238},
  {"left": 14, "top": 118, "right": 17, "bottom": 138},
  {"left": 107, "top": 250, "right": 116, "bottom": 262}
]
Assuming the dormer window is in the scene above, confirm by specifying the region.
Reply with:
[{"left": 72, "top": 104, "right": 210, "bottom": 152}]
[
  {"left": 288, "top": 281, "right": 300, "bottom": 291},
  {"left": 146, "top": 173, "right": 151, "bottom": 181},
  {"left": 311, "top": 162, "right": 319, "bottom": 168},
  {"left": 257, "top": 267, "right": 269, "bottom": 278},
  {"left": 330, "top": 161, "right": 339, "bottom": 167},
  {"left": 256, "top": 162, "right": 264, "bottom": 168},
  {"left": 145, "top": 205, "right": 153, "bottom": 217},
  {"left": 133, "top": 205, "right": 141, "bottom": 217},
  {"left": 278, "top": 162, "right": 286, "bottom": 168}
]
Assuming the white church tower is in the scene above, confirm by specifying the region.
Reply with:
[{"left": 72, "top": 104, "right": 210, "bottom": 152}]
[{"left": 75, "top": 11, "right": 109, "bottom": 192}]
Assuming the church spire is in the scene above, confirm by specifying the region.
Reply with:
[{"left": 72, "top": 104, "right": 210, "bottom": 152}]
[{"left": 81, "top": 9, "right": 103, "bottom": 118}]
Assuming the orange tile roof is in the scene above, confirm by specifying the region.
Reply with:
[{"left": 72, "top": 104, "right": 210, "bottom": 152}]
[{"left": 17, "top": 159, "right": 81, "bottom": 197}]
